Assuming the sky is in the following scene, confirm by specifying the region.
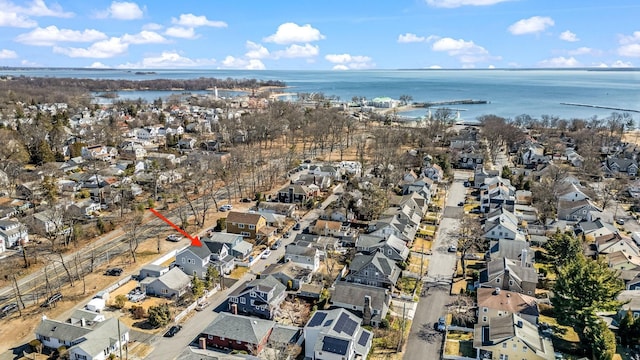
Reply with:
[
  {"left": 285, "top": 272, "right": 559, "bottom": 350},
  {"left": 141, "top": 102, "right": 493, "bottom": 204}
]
[{"left": 0, "top": 0, "right": 639, "bottom": 70}]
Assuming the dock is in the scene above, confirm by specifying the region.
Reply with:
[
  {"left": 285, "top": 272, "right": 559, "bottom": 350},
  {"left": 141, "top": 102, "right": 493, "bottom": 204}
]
[
  {"left": 560, "top": 102, "right": 640, "bottom": 113},
  {"left": 413, "top": 99, "right": 488, "bottom": 108}
]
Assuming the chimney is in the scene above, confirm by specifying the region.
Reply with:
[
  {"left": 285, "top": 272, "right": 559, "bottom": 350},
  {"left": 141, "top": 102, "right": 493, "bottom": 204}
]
[
  {"left": 494, "top": 287, "right": 501, "bottom": 295},
  {"left": 521, "top": 248, "right": 528, "bottom": 267},
  {"left": 81, "top": 318, "right": 86, "bottom": 327},
  {"left": 362, "top": 296, "right": 372, "bottom": 326},
  {"left": 199, "top": 337, "right": 206, "bottom": 349},
  {"left": 231, "top": 303, "right": 238, "bottom": 315}
]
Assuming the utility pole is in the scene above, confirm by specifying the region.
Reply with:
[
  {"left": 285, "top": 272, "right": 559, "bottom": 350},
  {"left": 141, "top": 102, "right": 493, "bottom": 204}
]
[
  {"left": 12, "top": 274, "right": 23, "bottom": 316},
  {"left": 117, "top": 319, "right": 123, "bottom": 360}
]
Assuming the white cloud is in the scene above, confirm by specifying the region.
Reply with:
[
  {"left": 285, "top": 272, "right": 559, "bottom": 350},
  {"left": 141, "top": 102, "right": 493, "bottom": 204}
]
[
  {"left": 139, "top": 51, "right": 215, "bottom": 68},
  {"left": 611, "top": 60, "right": 633, "bottom": 68},
  {"left": 508, "top": 16, "right": 554, "bottom": 35},
  {"left": 430, "top": 36, "right": 499, "bottom": 65},
  {"left": 171, "top": 13, "right": 227, "bottom": 28},
  {"left": 618, "top": 31, "right": 640, "bottom": 57},
  {"left": 88, "top": 62, "right": 110, "bottom": 68},
  {"left": 20, "top": 59, "right": 39, "bottom": 66},
  {"left": 488, "top": 64, "right": 495, "bottom": 69},
  {"left": 20, "top": 0, "right": 73, "bottom": 17},
  {"left": 97, "top": 1, "right": 144, "bottom": 20},
  {"left": 245, "top": 41, "right": 269, "bottom": 59},
  {"left": 426, "top": 0, "right": 511, "bottom": 7},
  {"left": 264, "top": 22, "right": 325, "bottom": 44},
  {"left": 325, "top": 53, "right": 374, "bottom": 69},
  {"left": 0, "top": 12, "right": 37, "bottom": 27},
  {"left": 220, "top": 56, "right": 265, "bottom": 70},
  {"left": 142, "top": 23, "right": 163, "bottom": 31},
  {"left": 121, "top": 31, "right": 167, "bottom": 44},
  {"left": 165, "top": 26, "right": 197, "bottom": 39},
  {"left": 567, "top": 47, "right": 597, "bottom": 56},
  {"left": 428, "top": 65, "right": 442, "bottom": 69},
  {"left": 559, "top": 30, "right": 579, "bottom": 42},
  {"left": 53, "top": 37, "right": 128, "bottom": 58},
  {"left": 15, "top": 26, "right": 107, "bottom": 46},
  {"left": 398, "top": 33, "right": 426, "bottom": 43},
  {"left": 537, "top": 56, "right": 580, "bottom": 68},
  {"left": 274, "top": 43, "right": 319, "bottom": 58},
  {"left": 0, "top": 49, "right": 17, "bottom": 58}
]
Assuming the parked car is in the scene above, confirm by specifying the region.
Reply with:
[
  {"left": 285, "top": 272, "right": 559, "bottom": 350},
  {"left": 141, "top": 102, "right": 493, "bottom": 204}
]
[
  {"left": 282, "top": 231, "right": 291, "bottom": 239},
  {"left": 41, "top": 292, "right": 63, "bottom": 308},
  {"left": 261, "top": 249, "right": 272, "bottom": 259},
  {"left": 447, "top": 245, "right": 457, "bottom": 253},
  {"left": 219, "top": 204, "right": 233, "bottom": 212},
  {"left": 616, "top": 218, "right": 625, "bottom": 225},
  {"left": 293, "top": 222, "right": 301, "bottom": 231},
  {"left": 271, "top": 240, "right": 282, "bottom": 250},
  {"left": 166, "top": 234, "right": 183, "bottom": 242},
  {"left": 105, "top": 267, "right": 123, "bottom": 276},
  {"left": 195, "top": 301, "right": 210, "bottom": 311},
  {"left": 436, "top": 317, "right": 446, "bottom": 332},
  {"left": 458, "top": 201, "right": 464, "bottom": 207},
  {"left": 241, "top": 198, "right": 252, "bottom": 203},
  {"left": 164, "top": 325, "right": 182, "bottom": 337},
  {"left": 0, "top": 303, "right": 18, "bottom": 317}
]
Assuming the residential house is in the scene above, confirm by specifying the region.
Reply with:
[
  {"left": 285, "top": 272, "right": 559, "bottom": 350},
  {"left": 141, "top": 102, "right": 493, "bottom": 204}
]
[
  {"left": 345, "top": 252, "right": 402, "bottom": 289},
  {"left": 257, "top": 202, "right": 296, "bottom": 217},
  {"left": 595, "top": 235, "right": 640, "bottom": 257},
  {"left": 477, "top": 288, "right": 540, "bottom": 326},
  {"left": 262, "top": 262, "right": 313, "bottom": 290},
  {"left": 119, "top": 142, "right": 147, "bottom": 160},
  {"left": 369, "top": 214, "right": 417, "bottom": 244},
  {"left": 69, "top": 309, "right": 105, "bottom": 327},
  {"left": 0, "top": 219, "right": 28, "bottom": 249},
  {"left": 422, "top": 161, "right": 444, "bottom": 182},
  {"left": 227, "top": 275, "right": 287, "bottom": 319},
  {"left": 312, "top": 220, "right": 344, "bottom": 237},
  {"left": 256, "top": 211, "right": 286, "bottom": 230},
  {"left": 457, "top": 152, "right": 484, "bottom": 170},
  {"left": 138, "top": 264, "right": 169, "bottom": 280},
  {"left": 330, "top": 282, "right": 391, "bottom": 327},
  {"left": 35, "top": 317, "right": 129, "bottom": 360},
  {"left": 575, "top": 220, "right": 617, "bottom": 239},
  {"left": 202, "top": 312, "right": 274, "bottom": 355},
  {"left": 208, "top": 233, "right": 253, "bottom": 261},
  {"left": 521, "top": 143, "right": 549, "bottom": 167},
  {"left": 143, "top": 267, "right": 191, "bottom": 299},
  {"left": 556, "top": 182, "right": 590, "bottom": 202},
  {"left": 565, "top": 148, "right": 584, "bottom": 167},
  {"left": 304, "top": 308, "right": 373, "bottom": 360},
  {"left": 401, "top": 179, "right": 432, "bottom": 200},
  {"left": 356, "top": 234, "right": 410, "bottom": 262},
  {"left": 226, "top": 211, "right": 270, "bottom": 242},
  {"left": 487, "top": 239, "right": 534, "bottom": 268},
  {"left": 284, "top": 244, "right": 321, "bottom": 271},
  {"left": 473, "top": 167, "right": 500, "bottom": 188},
  {"left": 175, "top": 239, "right": 235, "bottom": 278},
  {"left": 205, "top": 241, "right": 236, "bottom": 275},
  {"left": 177, "top": 137, "right": 197, "bottom": 149},
  {"left": 557, "top": 199, "right": 602, "bottom": 222},
  {"left": 605, "top": 251, "right": 640, "bottom": 271},
  {"left": 146, "top": 152, "right": 178, "bottom": 167},
  {"left": 450, "top": 129, "right": 479, "bottom": 150},
  {"left": 277, "top": 184, "right": 318, "bottom": 204},
  {"left": 480, "top": 177, "right": 516, "bottom": 212},
  {"left": 483, "top": 209, "right": 526, "bottom": 242},
  {"left": 32, "top": 209, "right": 64, "bottom": 235},
  {"left": 473, "top": 314, "right": 555, "bottom": 360},
  {"left": 16, "top": 181, "right": 44, "bottom": 201},
  {"left": 68, "top": 200, "right": 101, "bottom": 218},
  {"left": 617, "top": 290, "right": 640, "bottom": 319},
  {"left": 478, "top": 258, "right": 538, "bottom": 296},
  {"left": 603, "top": 157, "right": 638, "bottom": 177},
  {"left": 296, "top": 174, "right": 332, "bottom": 191}
]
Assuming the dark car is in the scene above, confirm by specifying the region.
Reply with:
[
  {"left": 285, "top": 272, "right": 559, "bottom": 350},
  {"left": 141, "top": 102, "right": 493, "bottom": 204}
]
[
  {"left": 105, "top": 267, "right": 123, "bottom": 276},
  {"left": 458, "top": 201, "right": 464, "bottom": 206},
  {"left": 271, "top": 239, "right": 282, "bottom": 250},
  {"left": 164, "top": 325, "right": 182, "bottom": 337},
  {"left": 0, "top": 303, "right": 18, "bottom": 317},
  {"left": 41, "top": 292, "right": 63, "bottom": 308},
  {"left": 241, "top": 198, "right": 252, "bottom": 203},
  {"left": 293, "top": 222, "right": 301, "bottom": 231}
]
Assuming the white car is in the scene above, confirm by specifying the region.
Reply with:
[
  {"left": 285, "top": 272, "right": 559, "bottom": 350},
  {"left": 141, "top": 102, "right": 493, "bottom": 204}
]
[
  {"left": 219, "top": 204, "right": 233, "bottom": 211},
  {"left": 261, "top": 249, "right": 272, "bottom": 259}
]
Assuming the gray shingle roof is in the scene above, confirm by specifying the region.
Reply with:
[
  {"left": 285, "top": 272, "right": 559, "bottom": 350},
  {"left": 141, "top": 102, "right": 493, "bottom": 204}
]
[
  {"left": 154, "top": 267, "right": 191, "bottom": 290},
  {"left": 203, "top": 313, "right": 275, "bottom": 344}
]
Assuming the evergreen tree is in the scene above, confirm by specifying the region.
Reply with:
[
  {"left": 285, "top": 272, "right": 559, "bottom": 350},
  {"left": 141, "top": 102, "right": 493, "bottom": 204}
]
[
  {"left": 544, "top": 230, "right": 582, "bottom": 270},
  {"left": 583, "top": 313, "right": 616, "bottom": 360},
  {"left": 192, "top": 275, "right": 205, "bottom": 298},
  {"left": 205, "top": 266, "right": 219, "bottom": 290},
  {"left": 617, "top": 310, "right": 636, "bottom": 345},
  {"left": 148, "top": 303, "right": 171, "bottom": 327}
]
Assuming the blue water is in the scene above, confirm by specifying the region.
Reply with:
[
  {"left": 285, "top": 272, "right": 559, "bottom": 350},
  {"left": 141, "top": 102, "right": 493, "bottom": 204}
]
[{"left": 2, "top": 68, "right": 639, "bottom": 122}]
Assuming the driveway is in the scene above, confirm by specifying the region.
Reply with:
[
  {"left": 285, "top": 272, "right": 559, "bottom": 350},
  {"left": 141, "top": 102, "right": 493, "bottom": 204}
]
[{"left": 403, "top": 170, "right": 469, "bottom": 360}]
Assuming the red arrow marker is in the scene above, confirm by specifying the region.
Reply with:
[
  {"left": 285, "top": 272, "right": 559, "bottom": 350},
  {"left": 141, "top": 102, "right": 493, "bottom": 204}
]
[{"left": 149, "top": 208, "right": 202, "bottom": 247}]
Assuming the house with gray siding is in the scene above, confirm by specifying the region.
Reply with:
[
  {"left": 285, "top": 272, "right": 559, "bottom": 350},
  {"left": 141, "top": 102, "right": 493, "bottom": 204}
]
[
  {"left": 262, "top": 262, "right": 313, "bottom": 290},
  {"left": 144, "top": 267, "right": 191, "bottom": 299},
  {"left": 345, "top": 252, "right": 401, "bottom": 289},
  {"left": 227, "top": 275, "right": 287, "bottom": 319},
  {"left": 284, "top": 244, "right": 320, "bottom": 271},
  {"left": 356, "top": 234, "right": 410, "bottom": 262},
  {"left": 330, "top": 282, "right": 391, "bottom": 327}
]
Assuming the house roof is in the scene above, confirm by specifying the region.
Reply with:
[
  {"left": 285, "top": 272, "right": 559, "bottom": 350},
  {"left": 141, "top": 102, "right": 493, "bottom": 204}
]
[
  {"left": 314, "top": 219, "right": 342, "bottom": 231},
  {"left": 268, "top": 324, "right": 301, "bottom": 345},
  {"left": 70, "top": 318, "right": 129, "bottom": 357},
  {"left": 36, "top": 318, "right": 92, "bottom": 342},
  {"left": 203, "top": 312, "right": 275, "bottom": 344},
  {"left": 208, "top": 232, "right": 243, "bottom": 245},
  {"left": 331, "top": 282, "right": 390, "bottom": 312},
  {"left": 278, "top": 184, "right": 311, "bottom": 195},
  {"left": 477, "top": 288, "right": 539, "bottom": 318},
  {"left": 474, "top": 313, "right": 551, "bottom": 356},
  {"left": 285, "top": 244, "right": 318, "bottom": 257},
  {"left": 263, "top": 261, "right": 312, "bottom": 280},
  {"left": 226, "top": 211, "right": 264, "bottom": 225},
  {"left": 203, "top": 240, "right": 228, "bottom": 255},
  {"left": 153, "top": 267, "right": 191, "bottom": 291},
  {"left": 183, "top": 244, "right": 212, "bottom": 260},
  {"left": 481, "top": 258, "right": 538, "bottom": 285},
  {"left": 488, "top": 239, "right": 532, "bottom": 264},
  {"left": 349, "top": 252, "right": 401, "bottom": 282}
]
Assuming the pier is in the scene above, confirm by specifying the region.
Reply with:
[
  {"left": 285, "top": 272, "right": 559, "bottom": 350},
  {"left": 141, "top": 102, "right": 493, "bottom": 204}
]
[
  {"left": 413, "top": 99, "right": 488, "bottom": 107},
  {"left": 560, "top": 102, "right": 640, "bottom": 113}
]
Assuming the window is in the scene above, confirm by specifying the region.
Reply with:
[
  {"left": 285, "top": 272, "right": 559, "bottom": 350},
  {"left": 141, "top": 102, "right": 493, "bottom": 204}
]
[
  {"left": 496, "top": 278, "right": 500, "bottom": 283},
  {"left": 241, "top": 232, "right": 250, "bottom": 237},
  {"left": 220, "top": 337, "right": 225, "bottom": 341},
  {"left": 249, "top": 224, "right": 255, "bottom": 230},
  {"left": 250, "top": 291, "right": 256, "bottom": 297},
  {"left": 240, "top": 297, "right": 246, "bottom": 304},
  {"left": 238, "top": 224, "right": 245, "bottom": 229},
  {"left": 75, "top": 355, "right": 88, "bottom": 360},
  {"left": 237, "top": 340, "right": 242, "bottom": 344},
  {"left": 482, "top": 316, "right": 487, "bottom": 322},
  {"left": 523, "top": 346, "right": 527, "bottom": 353},
  {"left": 189, "top": 259, "right": 195, "bottom": 264},
  {"left": 509, "top": 280, "right": 514, "bottom": 286},
  {"left": 388, "top": 249, "right": 392, "bottom": 255},
  {"left": 41, "top": 336, "right": 50, "bottom": 342},
  {"left": 229, "top": 297, "right": 236, "bottom": 303},
  {"left": 181, "top": 258, "right": 185, "bottom": 264},
  {"left": 527, "top": 291, "right": 532, "bottom": 295},
  {"left": 483, "top": 307, "right": 488, "bottom": 313},
  {"left": 161, "top": 289, "right": 168, "bottom": 294},
  {"left": 250, "top": 300, "right": 255, "bottom": 306},
  {"left": 502, "top": 343, "right": 507, "bottom": 348}
]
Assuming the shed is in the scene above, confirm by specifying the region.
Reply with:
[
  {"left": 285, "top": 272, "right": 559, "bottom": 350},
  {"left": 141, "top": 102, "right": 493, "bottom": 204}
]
[{"left": 85, "top": 298, "right": 106, "bottom": 313}]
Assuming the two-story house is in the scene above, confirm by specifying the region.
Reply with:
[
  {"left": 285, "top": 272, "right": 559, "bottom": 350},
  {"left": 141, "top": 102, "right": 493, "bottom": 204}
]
[
  {"left": 208, "top": 233, "right": 253, "bottom": 260},
  {"left": 557, "top": 199, "right": 603, "bottom": 222},
  {"left": 478, "top": 258, "right": 538, "bottom": 296},
  {"left": 202, "top": 312, "right": 274, "bottom": 355},
  {"left": 330, "top": 282, "right": 391, "bottom": 327},
  {"left": 473, "top": 314, "right": 555, "bottom": 360},
  {"left": 284, "top": 244, "right": 321, "bottom": 272},
  {"left": 226, "top": 211, "right": 267, "bottom": 241},
  {"left": 0, "top": 219, "right": 28, "bottom": 249},
  {"left": 483, "top": 210, "right": 526, "bottom": 242},
  {"left": 477, "top": 287, "right": 539, "bottom": 326},
  {"left": 355, "top": 234, "right": 410, "bottom": 262},
  {"left": 345, "top": 252, "right": 401, "bottom": 289},
  {"left": 603, "top": 157, "right": 639, "bottom": 177},
  {"left": 277, "top": 184, "right": 318, "bottom": 204},
  {"left": 304, "top": 308, "right": 373, "bottom": 360},
  {"left": 227, "top": 275, "right": 287, "bottom": 319},
  {"left": 311, "top": 220, "right": 344, "bottom": 237}
]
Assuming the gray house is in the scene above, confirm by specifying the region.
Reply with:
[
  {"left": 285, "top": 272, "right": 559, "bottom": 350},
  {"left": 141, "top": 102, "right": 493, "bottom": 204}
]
[
  {"left": 330, "top": 282, "right": 391, "bottom": 327},
  {"left": 208, "top": 233, "right": 253, "bottom": 260},
  {"left": 227, "top": 275, "right": 287, "bottom": 319},
  {"left": 144, "top": 267, "right": 191, "bottom": 299},
  {"left": 356, "top": 234, "right": 410, "bottom": 262},
  {"left": 138, "top": 264, "right": 169, "bottom": 280},
  {"left": 262, "top": 262, "right": 313, "bottom": 290},
  {"left": 175, "top": 244, "right": 212, "bottom": 279},
  {"left": 345, "top": 252, "right": 402, "bottom": 289},
  {"left": 284, "top": 244, "right": 321, "bottom": 271}
]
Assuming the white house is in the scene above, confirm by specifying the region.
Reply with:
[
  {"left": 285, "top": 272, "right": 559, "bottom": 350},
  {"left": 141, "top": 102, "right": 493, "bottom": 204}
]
[{"left": 0, "top": 219, "right": 29, "bottom": 249}]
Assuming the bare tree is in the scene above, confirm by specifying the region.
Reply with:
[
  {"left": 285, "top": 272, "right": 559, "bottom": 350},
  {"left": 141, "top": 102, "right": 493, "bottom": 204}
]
[
  {"left": 126, "top": 209, "right": 145, "bottom": 263},
  {"left": 456, "top": 214, "right": 484, "bottom": 277}
]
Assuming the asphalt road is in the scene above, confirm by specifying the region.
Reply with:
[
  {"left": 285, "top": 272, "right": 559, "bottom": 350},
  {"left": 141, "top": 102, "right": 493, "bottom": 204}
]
[
  {"left": 403, "top": 170, "right": 468, "bottom": 360},
  {"left": 144, "top": 187, "right": 339, "bottom": 359}
]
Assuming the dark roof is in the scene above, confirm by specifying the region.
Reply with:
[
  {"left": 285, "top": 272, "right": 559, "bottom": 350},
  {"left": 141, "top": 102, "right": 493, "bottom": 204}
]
[
  {"left": 203, "top": 313, "right": 275, "bottom": 344},
  {"left": 349, "top": 252, "right": 401, "bottom": 280},
  {"left": 185, "top": 244, "right": 212, "bottom": 260},
  {"left": 322, "top": 336, "right": 349, "bottom": 355},
  {"left": 331, "top": 282, "right": 389, "bottom": 311},
  {"left": 204, "top": 240, "right": 227, "bottom": 254}
]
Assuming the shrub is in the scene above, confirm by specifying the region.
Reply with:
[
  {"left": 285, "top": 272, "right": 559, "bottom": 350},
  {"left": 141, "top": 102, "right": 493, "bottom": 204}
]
[
  {"left": 113, "top": 294, "right": 127, "bottom": 309},
  {"left": 148, "top": 303, "right": 172, "bottom": 328},
  {"left": 131, "top": 305, "right": 147, "bottom": 319},
  {"left": 379, "top": 318, "right": 390, "bottom": 329},
  {"left": 29, "top": 339, "right": 43, "bottom": 354}
]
